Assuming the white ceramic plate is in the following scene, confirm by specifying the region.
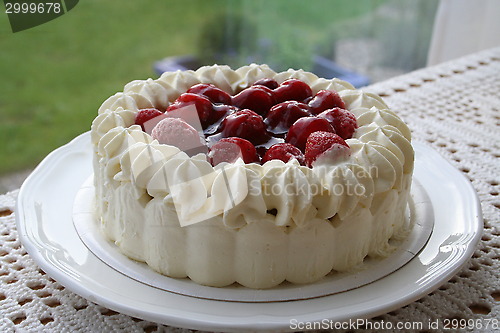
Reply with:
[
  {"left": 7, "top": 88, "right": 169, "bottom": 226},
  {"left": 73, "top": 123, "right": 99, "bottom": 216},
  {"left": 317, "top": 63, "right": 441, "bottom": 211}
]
[{"left": 16, "top": 132, "right": 482, "bottom": 332}]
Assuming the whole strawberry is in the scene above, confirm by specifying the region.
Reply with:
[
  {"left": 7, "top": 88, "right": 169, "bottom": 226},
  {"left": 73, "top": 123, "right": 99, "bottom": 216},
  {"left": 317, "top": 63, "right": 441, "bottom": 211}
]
[
  {"left": 304, "top": 131, "right": 350, "bottom": 167},
  {"left": 209, "top": 137, "right": 260, "bottom": 165},
  {"left": 262, "top": 143, "right": 305, "bottom": 165},
  {"left": 317, "top": 108, "right": 357, "bottom": 139},
  {"left": 135, "top": 108, "right": 165, "bottom": 132},
  {"left": 285, "top": 117, "right": 335, "bottom": 152}
]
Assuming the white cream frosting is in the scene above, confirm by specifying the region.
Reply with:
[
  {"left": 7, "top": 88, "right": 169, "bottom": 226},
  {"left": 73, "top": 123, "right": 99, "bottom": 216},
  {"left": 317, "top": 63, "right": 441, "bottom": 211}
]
[
  {"left": 234, "top": 64, "right": 278, "bottom": 91},
  {"left": 91, "top": 64, "right": 414, "bottom": 288},
  {"left": 157, "top": 70, "right": 201, "bottom": 102},
  {"left": 90, "top": 107, "right": 136, "bottom": 144},
  {"left": 123, "top": 78, "right": 172, "bottom": 109}
]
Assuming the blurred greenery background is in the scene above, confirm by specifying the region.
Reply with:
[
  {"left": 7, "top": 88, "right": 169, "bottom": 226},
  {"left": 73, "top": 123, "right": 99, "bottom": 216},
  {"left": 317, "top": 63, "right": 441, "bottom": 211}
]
[{"left": 0, "top": 0, "right": 437, "bottom": 178}]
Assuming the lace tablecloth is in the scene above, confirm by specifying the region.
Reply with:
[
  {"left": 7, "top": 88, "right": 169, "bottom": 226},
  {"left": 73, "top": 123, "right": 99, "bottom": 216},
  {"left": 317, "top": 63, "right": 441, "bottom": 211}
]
[{"left": 1, "top": 47, "right": 499, "bottom": 332}]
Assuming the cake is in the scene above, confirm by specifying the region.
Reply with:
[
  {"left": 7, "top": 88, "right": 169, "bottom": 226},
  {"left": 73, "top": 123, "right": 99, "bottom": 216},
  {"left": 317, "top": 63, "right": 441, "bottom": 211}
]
[{"left": 90, "top": 64, "right": 414, "bottom": 289}]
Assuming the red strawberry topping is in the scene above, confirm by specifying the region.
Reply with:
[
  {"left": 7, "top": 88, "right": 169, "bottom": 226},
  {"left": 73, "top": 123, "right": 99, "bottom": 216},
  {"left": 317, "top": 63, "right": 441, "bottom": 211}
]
[
  {"left": 265, "top": 101, "right": 312, "bottom": 133},
  {"left": 274, "top": 79, "right": 313, "bottom": 103},
  {"left": 151, "top": 117, "right": 206, "bottom": 155},
  {"left": 134, "top": 77, "right": 357, "bottom": 167},
  {"left": 253, "top": 78, "right": 279, "bottom": 89},
  {"left": 232, "top": 85, "right": 276, "bottom": 117},
  {"left": 317, "top": 108, "right": 358, "bottom": 139},
  {"left": 219, "top": 109, "right": 269, "bottom": 145},
  {"left": 209, "top": 137, "right": 259, "bottom": 165},
  {"left": 304, "top": 131, "right": 350, "bottom": 167},
  {"left": 308, "top": 89, "right": 345, "bottom": 114},
  {"left": 285, "top": 117, "right": 335, "bottom": 152},
  {"left": 209, "top": 104, "right": 239, "bottom": 130},
  {"left": 135, "top": 108, "right": 164, "bottom": 132},
  {"left": 187, "top": 83, "right": 232, "bottom": 105},
  {"left": 166, "top": 93, "right": 214, "bottom": 129},
  {"left": 262, "top": 143, "right": 305, "bottom": 165}
]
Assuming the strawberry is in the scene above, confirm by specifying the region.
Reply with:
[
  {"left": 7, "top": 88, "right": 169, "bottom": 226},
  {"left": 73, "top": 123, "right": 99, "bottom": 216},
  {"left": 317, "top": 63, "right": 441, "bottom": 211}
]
[
  {"left": 253, "top": 78, "right": 279, "bottom": 89},
  {"left": 317, "top": 108, "right": 357, "bottom": 139},
  {"left": 135, "top": 108, "right": 164, "bottom": 132},
  {"left": 232, "top": 85, "right": 276, "bottom": 117},
  {"left": 219, "top": 109, "right": 269, "bottom": 145},
  {"left": 274, "top": 79, "right": 313, "bottom": 103},
  {"left": 166, "top": 93, "right": 214, "bottom": 129},
  {"left": 209, "top": 137, "right": 259, "bottom": 165},
  {"left": 187, "top": 83, "right": 232, "bottom": 105},
  {"left": 262, "top": 143, "right": 305, "bottom": 165},
  {"left": 265, "top": 101, "right": 312, "bottom": 133},
  {"left": 151, "top": 117, "right": 206, "bottom": 155},
  {"left": 304, "top": 131, "right": 350, "bottom": 167},
  {"left": 308, "top": 89, "right": 345, "bottom": 114},
  {"left": 285, "top": 117, "right": 335, "bottom": 152}
]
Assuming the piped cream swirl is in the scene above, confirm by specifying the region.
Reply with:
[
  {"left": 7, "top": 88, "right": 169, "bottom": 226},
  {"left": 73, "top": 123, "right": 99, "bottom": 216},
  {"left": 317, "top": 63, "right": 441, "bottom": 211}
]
[{"left": 91, "top": 107, "right": 135, "bottom": 144}]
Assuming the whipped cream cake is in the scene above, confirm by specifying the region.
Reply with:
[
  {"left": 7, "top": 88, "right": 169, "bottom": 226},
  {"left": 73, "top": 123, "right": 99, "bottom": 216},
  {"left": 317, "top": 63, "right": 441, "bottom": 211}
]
[{"left": 90, "top": 64, "right": 414, "bottom": 289}]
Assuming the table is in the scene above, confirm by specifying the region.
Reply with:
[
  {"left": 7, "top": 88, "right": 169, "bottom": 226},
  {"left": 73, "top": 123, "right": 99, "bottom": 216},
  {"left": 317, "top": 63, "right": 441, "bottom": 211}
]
[{"left": 1, "top": 47, "right": 499, "bottom": 332}]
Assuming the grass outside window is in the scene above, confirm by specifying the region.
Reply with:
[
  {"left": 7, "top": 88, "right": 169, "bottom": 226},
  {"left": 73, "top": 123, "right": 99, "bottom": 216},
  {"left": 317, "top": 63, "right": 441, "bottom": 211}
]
[{"left": 0, "top": 0, "right": 388, "bottom": 175}]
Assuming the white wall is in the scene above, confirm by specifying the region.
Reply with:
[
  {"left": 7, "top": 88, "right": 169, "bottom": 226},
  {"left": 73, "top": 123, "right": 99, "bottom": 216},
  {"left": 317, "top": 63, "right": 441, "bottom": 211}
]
[{"left": 427, "top": 0, "right": 500, "bottom": 66}]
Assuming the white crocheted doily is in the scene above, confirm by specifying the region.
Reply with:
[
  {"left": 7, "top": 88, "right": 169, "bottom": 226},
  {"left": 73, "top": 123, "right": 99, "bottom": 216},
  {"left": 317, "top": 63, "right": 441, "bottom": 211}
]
[{"left": 1, "top": 47, "right": 499, "bottom": 332}]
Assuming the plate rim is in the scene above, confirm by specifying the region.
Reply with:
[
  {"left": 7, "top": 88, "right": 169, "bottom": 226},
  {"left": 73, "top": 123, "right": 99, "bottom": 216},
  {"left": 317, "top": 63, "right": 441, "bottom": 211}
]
[{"left": 15, "top": 132, "right": 483, "bottom": 332}]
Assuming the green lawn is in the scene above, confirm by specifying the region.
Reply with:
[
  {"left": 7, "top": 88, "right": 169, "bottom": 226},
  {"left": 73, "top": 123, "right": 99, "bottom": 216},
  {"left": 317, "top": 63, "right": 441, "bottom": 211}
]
[{"left": 0, "top": 0, "right": 384, "bottom": 175}]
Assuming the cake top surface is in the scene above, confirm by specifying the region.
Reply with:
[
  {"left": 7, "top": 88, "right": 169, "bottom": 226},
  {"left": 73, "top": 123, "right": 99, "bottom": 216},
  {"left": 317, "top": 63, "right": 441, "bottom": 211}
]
[{"left": 91, "top": 64, "right": 414, "bottom": 228}]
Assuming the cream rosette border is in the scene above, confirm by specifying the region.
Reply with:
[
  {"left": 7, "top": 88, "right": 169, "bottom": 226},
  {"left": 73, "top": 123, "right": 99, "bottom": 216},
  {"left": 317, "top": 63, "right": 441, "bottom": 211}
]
[{"left": 90, "top": 64, "right": 414, "bottom": 231}]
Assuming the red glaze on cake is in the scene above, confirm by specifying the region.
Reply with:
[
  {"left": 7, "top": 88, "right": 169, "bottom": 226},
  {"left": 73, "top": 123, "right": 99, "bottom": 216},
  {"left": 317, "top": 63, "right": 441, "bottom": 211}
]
[{"left": 135, "top": 78, "right": 357, "bottom": 167}]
